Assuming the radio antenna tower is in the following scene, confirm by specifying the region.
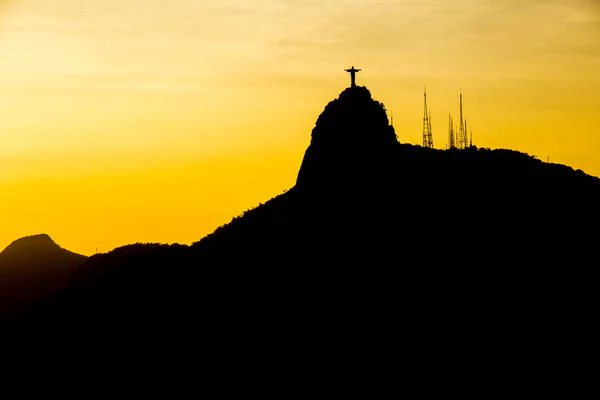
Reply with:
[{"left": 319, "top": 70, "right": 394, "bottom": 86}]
[
  {"left": 470, "top": 125, "right": 473, "bottom": 147},
  {"left": 458, "top": 91, "right": 465, "bottom": 149},
  {"left": 455, "top": 121, "right": 458, "bottom": 149},
  {"left": 422, "top": 86, "right": 429, "bottom": 147},
  {"left": 464, "top": 118, "right": 468, "bottom": 146},
  {"left": 448, "top": 112, "right": 455, "bottom": 149},
  {"left": 422, "top": 86, "right": 433, "bottom": 148},
  {"left": 428, "top": 110, "right": 433, "bottom": 148}
]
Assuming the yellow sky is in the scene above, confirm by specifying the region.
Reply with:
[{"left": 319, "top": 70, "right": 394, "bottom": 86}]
[{"left": 1, "top": 0, "right": 599, "bottom": 255}]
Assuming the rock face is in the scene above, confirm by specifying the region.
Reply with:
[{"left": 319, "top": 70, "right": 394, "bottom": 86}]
[
  {"left": 0, "top": 234, "right": 87, "bottom": 318},
  {"left": 296, "top": 86, "right": 398, "bottom": 188}
]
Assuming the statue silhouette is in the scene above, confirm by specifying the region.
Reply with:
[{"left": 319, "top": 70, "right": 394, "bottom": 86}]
[{"left": 345, "top": 66, "right": 361, "bottom": 87}]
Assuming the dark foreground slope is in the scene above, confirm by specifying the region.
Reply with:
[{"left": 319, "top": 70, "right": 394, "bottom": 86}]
[
  {"left": 4, "top": 87, "right": 599, "bottom": 371},
  {"left": 0, "top": 234, "right": 87, "bottom": 318}
]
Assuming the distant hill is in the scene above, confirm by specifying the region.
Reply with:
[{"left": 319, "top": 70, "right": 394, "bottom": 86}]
[
  {"left": 0, "top": 234, "right": 87, "bottom": 318},
  {"left": 4, "top": 86, "right": 599, "bottom": 366}
]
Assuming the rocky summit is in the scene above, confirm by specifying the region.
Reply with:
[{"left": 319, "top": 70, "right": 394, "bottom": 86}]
[{"left": 296, "top": 85, "right": 398, "bottom": 188}]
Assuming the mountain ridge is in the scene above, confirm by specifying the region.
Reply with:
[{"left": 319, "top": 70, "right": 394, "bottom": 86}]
[
  {"left": 2, "top": 86, "right": 599, "bottom": 368},
  {"left": 2, "top": 233, "right": 57, "bottom": 253}
]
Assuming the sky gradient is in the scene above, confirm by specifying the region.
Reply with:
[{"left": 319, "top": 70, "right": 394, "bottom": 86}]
[{"left": 1, "top": 0, "right": 599, "bottom": 255}]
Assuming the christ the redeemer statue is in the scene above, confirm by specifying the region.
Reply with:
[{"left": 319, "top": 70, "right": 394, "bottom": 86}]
[{"left": 345, "top": 66, "right": 361, "bottom": 87}]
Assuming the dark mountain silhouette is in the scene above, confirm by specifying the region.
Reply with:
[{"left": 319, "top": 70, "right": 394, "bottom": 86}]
[
  {"left": 3, "top": 85, "right": 599, "bottom": 373},
  {"left": 0, "top": 234, "right": 87, "bottom": 318},
  {"left": 297, "top": 85, "right": 398, "bottom": 187}
]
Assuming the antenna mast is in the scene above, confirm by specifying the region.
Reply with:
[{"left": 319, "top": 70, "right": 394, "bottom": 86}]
[
  {"left": 422, "top": 86, "right": 430, "bottom": 147},
  {"left": 422, "top": 85, "right": 433, "bottom": 148},
  {"left": 428, "top": 110, "right": 434, "bottom": 149},
  {"left": 469, "top": 125, "right": 473, "bottom": 147},
  {"left": 448, "top": 112, "right": 455, "bottom": 149},
  {"left": 458, "top": 91, "right": 465, "bottom": 149}
]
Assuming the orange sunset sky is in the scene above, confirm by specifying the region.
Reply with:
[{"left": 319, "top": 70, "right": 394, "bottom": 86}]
[{"left": 1, "top": 0, "right": 599, "bottom": 255}]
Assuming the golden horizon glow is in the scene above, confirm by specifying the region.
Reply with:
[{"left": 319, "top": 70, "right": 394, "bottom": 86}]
[{"left": 1, "top": 0, "right": 599, "bottom": 255}]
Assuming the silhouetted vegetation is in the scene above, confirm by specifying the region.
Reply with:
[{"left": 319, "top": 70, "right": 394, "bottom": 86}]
[{"left": 3, "top": 86, "right": 599, "bottom": 367}]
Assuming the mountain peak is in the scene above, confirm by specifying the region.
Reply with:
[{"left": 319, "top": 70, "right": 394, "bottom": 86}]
[
  {"left": 310, "top": 85, "right": 396, "bottom": 146},
  {"left": 1, "top": 234, "right": 59, "bottom": 255},
  {"left": 296, "top": 85, "right": 399, "bottom": 187},
  {"left": 0, "top": 233, "right": 87, "bottom": 319}
]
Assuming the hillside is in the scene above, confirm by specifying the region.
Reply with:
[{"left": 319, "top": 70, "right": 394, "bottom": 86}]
[
  {"left": 195, "top": 87, "right": 600, "bottom": 267},
  {"left": 0, "top": 234, "right": 87, "bottom": 318},
  {"left": 3, "top": 86, "right": 599, "bottom": 363}
]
